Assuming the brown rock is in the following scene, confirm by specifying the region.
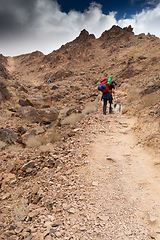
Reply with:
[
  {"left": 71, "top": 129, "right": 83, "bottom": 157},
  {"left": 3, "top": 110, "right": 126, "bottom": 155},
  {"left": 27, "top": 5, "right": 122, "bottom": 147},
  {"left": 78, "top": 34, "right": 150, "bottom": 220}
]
[
  {"left": 37, "top": 107, "right": 59, "bottom": 123},
  {"left": 18, "top": 106, "right": 59, "bottom": 123},
  {"left": 25, "top": 97, "right": 45, "bottom": 108},
  {"left": 21, "top": 161, "right": 35, "bottom": 172},
  {"left": 0, "top": 128, "right": 18, "bottom": 144}
]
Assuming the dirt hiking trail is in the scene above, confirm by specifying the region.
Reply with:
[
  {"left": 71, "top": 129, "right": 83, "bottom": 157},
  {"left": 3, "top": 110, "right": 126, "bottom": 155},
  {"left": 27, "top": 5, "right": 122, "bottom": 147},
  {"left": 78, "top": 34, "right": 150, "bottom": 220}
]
[{"left": 72, "top": 107, "right": 160, "bottom": 239}]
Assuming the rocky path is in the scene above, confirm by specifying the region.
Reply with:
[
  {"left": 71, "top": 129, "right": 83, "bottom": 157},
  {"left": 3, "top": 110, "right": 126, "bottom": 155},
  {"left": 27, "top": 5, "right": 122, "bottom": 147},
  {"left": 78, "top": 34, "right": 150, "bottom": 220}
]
[{"left": 66, "top": 112, "right": 160, "bottom": 239}]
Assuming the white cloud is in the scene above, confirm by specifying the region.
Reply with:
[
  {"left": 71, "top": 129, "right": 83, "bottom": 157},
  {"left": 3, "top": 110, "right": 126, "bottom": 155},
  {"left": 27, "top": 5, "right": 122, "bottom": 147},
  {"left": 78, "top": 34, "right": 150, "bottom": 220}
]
[
  {"left": 0, "top": 0, "right": 160, "bottom": 56},
  {"left": 118, "top": 3, "right": 160, "bottom": 37}
]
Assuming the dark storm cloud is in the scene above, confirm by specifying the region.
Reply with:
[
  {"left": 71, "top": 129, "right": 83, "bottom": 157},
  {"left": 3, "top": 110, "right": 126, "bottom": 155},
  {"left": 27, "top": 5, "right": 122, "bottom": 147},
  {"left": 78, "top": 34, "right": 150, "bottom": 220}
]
[
  {"left": 0, "top": 0, "right": 36, "bottom": 35},
  {"left": 0, "top": 0, "right": 160, "bottom": 56}
]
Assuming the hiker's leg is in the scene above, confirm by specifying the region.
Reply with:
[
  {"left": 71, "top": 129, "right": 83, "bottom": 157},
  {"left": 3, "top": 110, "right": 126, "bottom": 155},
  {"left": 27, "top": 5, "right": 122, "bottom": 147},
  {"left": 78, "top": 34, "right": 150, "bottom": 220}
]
[
  {"left": 103, "top": 99, "right": 107, "bottom": 115},
  {"left": 109, "top": 95, "right": 113, "bottom": 113}
]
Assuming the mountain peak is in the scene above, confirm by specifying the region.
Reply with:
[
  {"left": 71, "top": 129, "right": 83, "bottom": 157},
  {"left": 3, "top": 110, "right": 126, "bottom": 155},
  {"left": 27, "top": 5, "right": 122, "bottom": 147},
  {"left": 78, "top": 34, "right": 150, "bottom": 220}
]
[
  {"left": 99, "top": 25, "right": 134, "bottom": 40},
  {"left": 75, "top": 29, "right": 95, "bottom": 42}
]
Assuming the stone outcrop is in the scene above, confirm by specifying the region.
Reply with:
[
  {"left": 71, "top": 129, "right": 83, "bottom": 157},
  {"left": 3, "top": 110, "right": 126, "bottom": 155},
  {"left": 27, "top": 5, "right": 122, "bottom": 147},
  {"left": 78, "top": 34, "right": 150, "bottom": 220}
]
[{"left": 18, "top": 106, "right": 59, "bottom": 123}]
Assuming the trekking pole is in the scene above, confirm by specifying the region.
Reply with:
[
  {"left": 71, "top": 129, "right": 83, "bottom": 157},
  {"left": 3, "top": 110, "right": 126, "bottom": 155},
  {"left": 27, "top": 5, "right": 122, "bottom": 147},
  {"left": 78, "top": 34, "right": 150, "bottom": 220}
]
[{"left": 113, "top": 92, "right": 116, "bottom": 103}]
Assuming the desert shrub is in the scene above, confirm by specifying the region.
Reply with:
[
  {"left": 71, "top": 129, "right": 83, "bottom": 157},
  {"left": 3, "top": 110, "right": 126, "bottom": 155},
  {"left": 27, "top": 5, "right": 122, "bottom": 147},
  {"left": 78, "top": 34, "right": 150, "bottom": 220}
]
[
  {"left": 26, "top": 135, "right": 42, "bottom": 148},
  {"left": 82, "top": 101, "right": 97, "bottom": 116},
  {"left": 48, "top": 131, "right": 61, "bottom": 143},
  {"left": 141, "top": 92, "right": 158, "bottom": 108},
  {"left": 127, "top": 87, "right": 141, "bottom": 103},
  {"left": 61, "top": 113, "right": 83, "bottom": 125},
  {"left": 0, "top": 140, "right": 6, "bottom": 150},
  {"left": 11, "top": 199, "right": 29, "bottom": 222},
  {"left": 137, "top": 92, "right": 158, "bottom": 111},
  {"left": 26, "top": 127, "right": 61, "bottom": 148}
]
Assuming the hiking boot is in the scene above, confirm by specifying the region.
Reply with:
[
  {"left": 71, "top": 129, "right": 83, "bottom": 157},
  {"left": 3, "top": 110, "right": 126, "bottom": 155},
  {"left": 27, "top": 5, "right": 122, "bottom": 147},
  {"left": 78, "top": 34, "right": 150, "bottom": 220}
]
[{"left": 109, "top": 108, "right": 112, "bottom": 114}]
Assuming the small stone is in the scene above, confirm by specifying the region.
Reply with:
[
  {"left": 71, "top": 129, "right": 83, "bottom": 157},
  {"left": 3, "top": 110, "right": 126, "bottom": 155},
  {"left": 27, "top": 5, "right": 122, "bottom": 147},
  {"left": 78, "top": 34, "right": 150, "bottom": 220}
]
[
  {"left": 92, "top": 181, "right": 98, "bottom": 186},
  {"left": 54, "top": 231, "right": 62, "bottom": 237},
  {"left": 148, "top": 213, "right": 157, "bottom": 223},
  {"left": 2, "top": 173, "right": 16, "bottom": 186},
  {"left": 2, "top": 192, "right": 11, "bottom": 200},
  {"left": 9, "top": 225, "right": 16, "bottom": 231},
  {"left": 97, "top": 215, "right": 109, "bottom": 222},
  {"left": 64, "top": 169, "right": 73, "bottom": 175},
  {"left": 80, "top": 227, "right": 86, "bottom": 231},
  {"left": 43, "top": 229, "right": 50, "bottom": 238},
  {"left": 68, "top": 208, "right": 76, "bottom": 214},
  {"left": 24, "top": 234, "right": 32, "bottom": 240},
  {"left": 28, "top": 209, "right": 40, "bottom": 218},
  {"left": 21, "top": 161, "right": 35, "bottom": 172},
  {"left": 63, "top": 203, "right": 69, "bottom": 210},
  {"left": 44, "top": 221, "right": 52, "bottom": 228},
  {"left": 52, "top": 220, "right": 62, "bottom": 227},
  {"left": 15, "top": 226, "right": 23, "bottom": 234}
]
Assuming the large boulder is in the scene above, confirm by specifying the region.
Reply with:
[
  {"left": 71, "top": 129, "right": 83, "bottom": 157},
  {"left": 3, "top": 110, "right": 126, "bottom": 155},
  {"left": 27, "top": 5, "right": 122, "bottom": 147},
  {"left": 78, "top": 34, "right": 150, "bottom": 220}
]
[
  {"left": 18, "top": 106, "right": 38, "bottom": 122},
  {"left": 19, "top": 97, "right": 45, "bottom": 108},
  {"left": 0, "top": 128, "right": 18, "bottom": 144},
  {"left": 37, "top": 107, "right": 59, "bottom": 123},
  {"left": 18, "top": 106, "right": 59, "bottom": 123}
]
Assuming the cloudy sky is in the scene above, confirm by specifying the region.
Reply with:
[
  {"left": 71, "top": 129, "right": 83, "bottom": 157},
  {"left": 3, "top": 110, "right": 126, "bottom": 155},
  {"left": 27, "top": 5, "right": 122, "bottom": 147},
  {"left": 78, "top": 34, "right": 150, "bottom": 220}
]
[{"left": 0, "top": 0, "right": 160, "bottom": 57}]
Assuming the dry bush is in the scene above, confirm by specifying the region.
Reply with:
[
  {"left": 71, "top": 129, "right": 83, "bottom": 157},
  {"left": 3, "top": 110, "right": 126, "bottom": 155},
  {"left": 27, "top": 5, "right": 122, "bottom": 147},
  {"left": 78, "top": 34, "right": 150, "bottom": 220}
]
[
  {"left": 48, "top": 131, "right": 61, "bottom": 143},
  {"left": 61, "top": 113, "right": 83, "bottom": 125},
  {"left": 39, "top": 143, "right": 54, "bottom": 152},
  {"left": 61, "top": 101, "right": 97, "bottom": 125},
  {"left": 142, "top": 92, "right": 158, "bottom": 108},
  {"left": 0, "top": 140, "right": 6, "bottom": 150},
  {"left": 5, "top": 145, "right": 23, "bottom": 152},
  {"left": 26, "top": 135, "right": 42, "bottom": 148},
  {"left": 137, "top": 92, "right": 159, "bottom": 111},
  {"left": 127, "top": 87, "right": 141, "bottom": 103},
  {"left": 14, "top": 103, "right": 21, "bottom": 110},
  {"left": 11, "top": 199, "right": 29, "bottom": 222},
  {"left": 26, "top": 127, "right": 61, "bottom": 148},
  {"left": 82, "top": 101, "right": 97, "bottom": 116},
  {"left": 0, "top": 116, "right": 5, "bottom": 122}
]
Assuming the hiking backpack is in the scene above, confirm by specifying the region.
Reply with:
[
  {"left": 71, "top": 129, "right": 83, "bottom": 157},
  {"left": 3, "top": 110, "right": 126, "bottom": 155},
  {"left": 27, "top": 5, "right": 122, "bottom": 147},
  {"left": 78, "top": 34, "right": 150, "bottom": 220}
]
[{"left": 98, "top": 76, "right": 112, "bottom": 93}]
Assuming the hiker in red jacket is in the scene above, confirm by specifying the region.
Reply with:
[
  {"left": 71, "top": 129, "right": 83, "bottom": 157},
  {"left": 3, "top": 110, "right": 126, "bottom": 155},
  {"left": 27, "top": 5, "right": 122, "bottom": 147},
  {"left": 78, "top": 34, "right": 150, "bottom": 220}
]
[{"left": 101, "top": 81, "right": 116, "bottom": 115}]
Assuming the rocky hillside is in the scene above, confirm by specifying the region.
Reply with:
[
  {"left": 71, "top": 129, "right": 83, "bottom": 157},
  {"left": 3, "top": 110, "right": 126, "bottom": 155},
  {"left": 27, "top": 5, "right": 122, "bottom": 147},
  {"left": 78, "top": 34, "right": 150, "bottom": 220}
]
[
  {"left": 1, "top": 25, "right": 160, "bottom": 151},
  {"left": 0, "top": 25, "right": 160, "bottom": 239}
]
